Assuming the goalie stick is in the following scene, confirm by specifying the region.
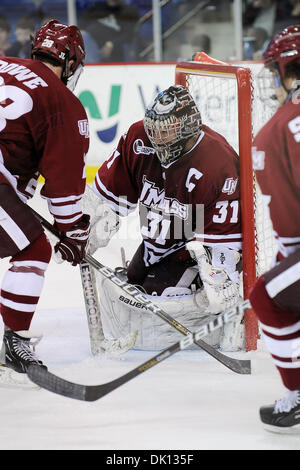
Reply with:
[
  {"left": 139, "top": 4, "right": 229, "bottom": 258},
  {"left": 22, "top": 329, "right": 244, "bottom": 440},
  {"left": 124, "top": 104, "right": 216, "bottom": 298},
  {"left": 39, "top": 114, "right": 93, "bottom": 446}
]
[
  {"left": 79, "top": 259, "right": 137, "bottom": 356},
  {"left": 27, "top": 300, "right": 251, "bottom": 401},
  {"left": 85, "top": 253, "right": 251, "bottom": 374},
  {"left": 30, "top": 208, "right": 251, "bottom": 374}
]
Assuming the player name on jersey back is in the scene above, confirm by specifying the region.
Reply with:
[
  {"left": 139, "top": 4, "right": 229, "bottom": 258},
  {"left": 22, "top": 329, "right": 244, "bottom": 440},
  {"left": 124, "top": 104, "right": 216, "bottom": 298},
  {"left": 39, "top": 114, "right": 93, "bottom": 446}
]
[{"left": 0, "top": 59, "right": 48, "bottom": 89}]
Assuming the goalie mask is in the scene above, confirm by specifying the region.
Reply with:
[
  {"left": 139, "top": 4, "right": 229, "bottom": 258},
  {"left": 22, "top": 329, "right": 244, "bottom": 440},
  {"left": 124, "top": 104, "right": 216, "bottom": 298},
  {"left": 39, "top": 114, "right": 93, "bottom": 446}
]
[
  {"left": 143, "top": 85, "right": 202, "bottom": 166},
  {"left": 31, "top": 20, "right": 85, "bottom": 91}
]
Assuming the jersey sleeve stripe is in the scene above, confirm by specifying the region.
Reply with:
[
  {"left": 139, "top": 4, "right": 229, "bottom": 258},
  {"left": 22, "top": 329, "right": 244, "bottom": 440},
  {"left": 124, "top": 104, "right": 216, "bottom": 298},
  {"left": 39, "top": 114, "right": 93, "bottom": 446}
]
[
  {"left": 195, "top": 233, "right": 242, "bottom": 240},
  {"left": 92, "top": 176, "right": 137, "bottom": 215},
  {"left": 94, "top": 173, "right": 137, "bottom": 208},
  {"left": 44, "top": 194, "right": 83, "bottom": 203},
  {"left": 53, "top": 213, "right": 82, "bottom": 225},
  {"left": 45, "top": 196, "right": 83, "bottom": 227},
  {"left": 194, "top": 232, "right": 242, "bottom": 250},
  {"left": 47, "top": 200, "right": 82, "bottom": 217}
]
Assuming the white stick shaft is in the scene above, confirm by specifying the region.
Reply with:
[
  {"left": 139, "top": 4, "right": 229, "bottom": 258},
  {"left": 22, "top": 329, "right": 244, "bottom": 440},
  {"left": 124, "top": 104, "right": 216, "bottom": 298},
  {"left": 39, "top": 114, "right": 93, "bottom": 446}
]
[
  {"left": 80, "top": 260, "right": 106, "bottom": 355},
  {"left": 179, "top": 299, "right": 251, "bottom": 350}
]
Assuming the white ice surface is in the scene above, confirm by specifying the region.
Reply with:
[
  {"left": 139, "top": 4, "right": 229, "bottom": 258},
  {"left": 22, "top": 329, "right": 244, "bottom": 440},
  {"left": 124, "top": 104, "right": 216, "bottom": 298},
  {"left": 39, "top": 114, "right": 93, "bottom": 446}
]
[{"left": 0, "top": 189, "right": 299, "bottom": 450}]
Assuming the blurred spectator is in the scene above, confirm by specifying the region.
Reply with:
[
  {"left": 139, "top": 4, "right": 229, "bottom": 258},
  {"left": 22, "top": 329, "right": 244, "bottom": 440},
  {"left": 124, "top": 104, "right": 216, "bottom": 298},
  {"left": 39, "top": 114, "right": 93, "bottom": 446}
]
[
  {"left": 243, "top": 25, "right": 269, "bottom": 59},
  {"left": 243, "top": 1, "right": 296, "bottom": 37},
  {"left": 163, "top": 31, "right": 211, "bottom": 62},
  {"left": 39, "top": 15, "right": 57, "bottom": 27},
  {"left": 163, "top": 35, "right": 185, "bottom": 61},
  {"left": 81, "top": 30, "right": 101, "bottom": 62},
  {"left": 191, "top": 33, "right": 211, "bottom": 55},
  {"left": 0, "top": 15, "right": 12, "bottom": 57},
  {"left": 6, "top": 17, "right": 36, "bottom": 59},
  {"left": 243, "top": 0, "right": 276, "bottom": 36},
  {"left": 291, "top": 1, "right": 300, "bottom": 18},
  {"left": 80, "top": 0, "right": 140, "bottom": 62},
  {"left": 38, "top": 14, "right": 100, "bottom": 63}
]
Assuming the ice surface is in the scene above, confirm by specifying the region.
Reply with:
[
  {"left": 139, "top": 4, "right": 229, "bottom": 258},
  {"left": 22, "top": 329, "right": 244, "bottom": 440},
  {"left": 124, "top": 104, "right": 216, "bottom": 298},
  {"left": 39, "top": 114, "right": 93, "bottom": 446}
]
[{"left": 0, "top": 191, "right": 299, "bottom": 450}]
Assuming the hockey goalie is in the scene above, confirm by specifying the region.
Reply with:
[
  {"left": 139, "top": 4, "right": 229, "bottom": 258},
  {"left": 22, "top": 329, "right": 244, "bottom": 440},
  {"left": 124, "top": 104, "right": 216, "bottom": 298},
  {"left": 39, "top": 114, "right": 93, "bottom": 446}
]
[{"left": 84, "top": 85, "right": 244, "bottom": 352}]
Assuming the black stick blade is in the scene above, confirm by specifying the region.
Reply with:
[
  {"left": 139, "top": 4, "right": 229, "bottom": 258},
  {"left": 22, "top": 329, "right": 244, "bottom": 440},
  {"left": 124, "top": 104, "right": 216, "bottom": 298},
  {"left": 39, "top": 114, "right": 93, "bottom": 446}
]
[
  {"left": 195, "top": 339, "right": 251, "bottom": 374},
  {"left": 27, "top": 365, "right": 88, "bottom": 401}
]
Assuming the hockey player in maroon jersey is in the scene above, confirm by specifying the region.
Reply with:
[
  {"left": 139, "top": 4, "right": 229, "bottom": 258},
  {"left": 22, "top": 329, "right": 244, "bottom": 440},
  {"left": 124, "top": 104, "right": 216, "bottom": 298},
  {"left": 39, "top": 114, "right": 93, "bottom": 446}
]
[
  {"left": 87, "top": 85, "right": 244, "bottom": 351},
  {"left": 0, "top": 20, "right": 90, "bottom": 383},
  {"left": 250, "top": 25, "right": 300, "bottom": 432}
]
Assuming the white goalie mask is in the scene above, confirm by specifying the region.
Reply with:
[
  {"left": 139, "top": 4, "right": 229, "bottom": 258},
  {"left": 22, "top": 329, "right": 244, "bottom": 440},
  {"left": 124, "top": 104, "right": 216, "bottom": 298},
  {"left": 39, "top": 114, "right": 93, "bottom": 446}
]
[{"left": 143, "top": 85, "right": 202, "bottom": 166}]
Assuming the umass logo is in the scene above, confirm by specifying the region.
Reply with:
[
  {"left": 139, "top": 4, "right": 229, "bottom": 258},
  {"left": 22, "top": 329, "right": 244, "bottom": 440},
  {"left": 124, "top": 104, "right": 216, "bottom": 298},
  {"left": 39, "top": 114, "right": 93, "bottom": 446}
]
[{"left": 78, "top": 85, "right": 121, "bottom": 143}]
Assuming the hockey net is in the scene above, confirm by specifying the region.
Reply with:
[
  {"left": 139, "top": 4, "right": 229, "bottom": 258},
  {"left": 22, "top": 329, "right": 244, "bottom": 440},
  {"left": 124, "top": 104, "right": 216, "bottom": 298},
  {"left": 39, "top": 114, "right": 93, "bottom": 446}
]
[{"left": 175, "top": 54, "right": 277, "bottom": 350}]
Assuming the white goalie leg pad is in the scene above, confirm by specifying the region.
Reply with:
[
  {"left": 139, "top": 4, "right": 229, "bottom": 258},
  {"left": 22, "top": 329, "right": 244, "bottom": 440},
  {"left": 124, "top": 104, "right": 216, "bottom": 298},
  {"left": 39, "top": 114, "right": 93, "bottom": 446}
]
[
  {"left": 81, "top": 185, "right": 120, "bottom": 254},
  {"left": 96, "top": 271, "right": 223, "bottom": 350},
  {"left": 219, "top": 312, "right": 245, "bottom": 352}
]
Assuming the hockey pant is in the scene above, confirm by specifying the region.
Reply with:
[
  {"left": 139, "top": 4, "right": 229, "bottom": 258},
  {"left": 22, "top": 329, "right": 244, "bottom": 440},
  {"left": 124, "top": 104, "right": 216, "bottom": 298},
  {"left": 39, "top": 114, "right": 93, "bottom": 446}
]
[
  {"left": 127, "top": 242, "right": 199, "bottom": 295},
  {"left": 249, "top": 249, "right": 300, "bottom": 390},
  {"left": 0, "top": 183, "right": 52, "bottom": 331}
]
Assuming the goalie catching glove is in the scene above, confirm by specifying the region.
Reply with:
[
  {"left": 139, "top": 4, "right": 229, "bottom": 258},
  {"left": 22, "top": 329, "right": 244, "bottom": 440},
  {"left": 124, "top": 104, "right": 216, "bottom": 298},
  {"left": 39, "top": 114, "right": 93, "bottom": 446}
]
[
  {"left": 54, "top": 214, "right": 90, "bottom": 266},
  {"left": 187, "top": 241, "right": 241, "bottom": 314}
]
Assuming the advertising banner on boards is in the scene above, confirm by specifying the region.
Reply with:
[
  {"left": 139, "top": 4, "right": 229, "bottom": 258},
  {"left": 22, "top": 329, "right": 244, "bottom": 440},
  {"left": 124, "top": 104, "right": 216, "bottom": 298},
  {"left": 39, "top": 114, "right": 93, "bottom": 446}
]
[{"left": 76, "top": 63, "right": 176, "bottom": 171}]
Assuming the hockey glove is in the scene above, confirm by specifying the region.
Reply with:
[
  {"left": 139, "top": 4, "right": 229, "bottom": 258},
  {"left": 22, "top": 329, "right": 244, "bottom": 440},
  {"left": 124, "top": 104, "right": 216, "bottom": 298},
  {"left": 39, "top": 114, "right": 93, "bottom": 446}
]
[
  {"left": 187, "top": 241, "right": 240, "bottom": 314},
  {"left": 54, "top": 214, "right": 90, "bottom": 266},
  {"left": 81, "top": 185, "right": 119, "bottom": 254}
]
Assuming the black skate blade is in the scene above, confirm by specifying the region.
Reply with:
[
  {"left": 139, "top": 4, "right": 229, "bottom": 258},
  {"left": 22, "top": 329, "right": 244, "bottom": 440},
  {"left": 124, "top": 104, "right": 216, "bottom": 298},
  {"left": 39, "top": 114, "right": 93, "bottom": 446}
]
[{"left": 262, "top": 422, "right": 300, "bottom": 435}]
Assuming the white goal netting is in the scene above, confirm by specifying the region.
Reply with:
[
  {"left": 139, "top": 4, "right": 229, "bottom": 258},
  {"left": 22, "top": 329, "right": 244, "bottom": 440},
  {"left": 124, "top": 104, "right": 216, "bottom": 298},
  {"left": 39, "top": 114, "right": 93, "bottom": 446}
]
[{"left": 180, "top": 61, "right": 278, "bottom": 278}]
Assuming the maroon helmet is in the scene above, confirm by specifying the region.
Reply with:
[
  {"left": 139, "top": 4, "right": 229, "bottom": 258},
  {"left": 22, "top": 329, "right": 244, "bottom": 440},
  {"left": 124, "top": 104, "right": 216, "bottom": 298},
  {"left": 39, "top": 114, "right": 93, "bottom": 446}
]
[
  {"left": 263, "top": 25, "right": 300, "bottom": 78},
  {"left": 32, "top": 20, "right": 85, "bottom": 88}
]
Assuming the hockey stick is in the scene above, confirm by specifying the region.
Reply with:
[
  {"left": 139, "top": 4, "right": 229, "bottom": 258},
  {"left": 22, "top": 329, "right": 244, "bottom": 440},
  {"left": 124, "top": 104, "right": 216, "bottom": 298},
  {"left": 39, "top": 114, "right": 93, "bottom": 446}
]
[
  {"left": 79, "top": 259, "right": 106, "bottom": 355},
  {"left": 31, "top": 208, "right": 250, "bottom": 374},
  {"left": 27, "top": 300, "right": 251, "bottom": 401},
  {"left": 31, "top": 208, "right": 137, "bottom": 356},
  {"left": 84, "top": 253, "right": 251, "bottom": 374},
  {"left": 80, "top": 249, "right": 250, "bottom": 374}
]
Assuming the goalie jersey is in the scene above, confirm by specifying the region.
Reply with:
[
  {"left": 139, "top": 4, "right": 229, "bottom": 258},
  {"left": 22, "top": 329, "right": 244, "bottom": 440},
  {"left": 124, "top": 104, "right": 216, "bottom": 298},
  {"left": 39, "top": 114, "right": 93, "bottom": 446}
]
[
  {"left": 93, "top": 120, "right": 241, "bottom": 267},
  {"left": 253, "top": 99, "right": 300, "bottom": 258}
]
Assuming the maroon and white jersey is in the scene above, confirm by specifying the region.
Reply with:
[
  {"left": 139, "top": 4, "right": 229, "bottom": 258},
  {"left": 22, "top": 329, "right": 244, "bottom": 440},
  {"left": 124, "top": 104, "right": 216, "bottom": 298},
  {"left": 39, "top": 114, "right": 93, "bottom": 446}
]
[
  {"left": 253, "top": 99, "right": 300, "bottom": 257},
  {"left": 93, "top": 120, "right": 241, "bottom": 267},
  {"left": 0, "top": 57, "right": 89, "bottom": 231}
]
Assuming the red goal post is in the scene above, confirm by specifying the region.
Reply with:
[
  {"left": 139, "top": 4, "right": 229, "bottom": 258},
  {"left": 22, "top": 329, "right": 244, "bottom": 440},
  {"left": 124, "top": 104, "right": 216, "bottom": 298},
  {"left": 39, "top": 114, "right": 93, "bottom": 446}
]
[{"left": 175, "top": 57, "right": 264, "bottom": 351}]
